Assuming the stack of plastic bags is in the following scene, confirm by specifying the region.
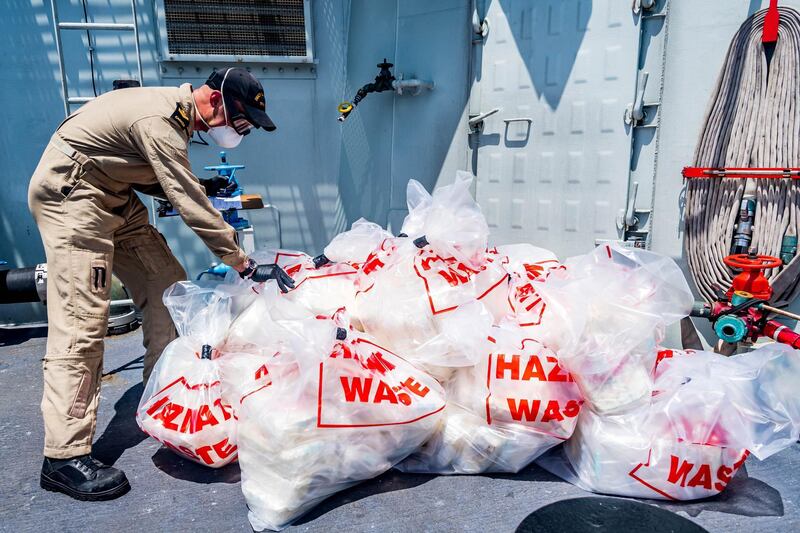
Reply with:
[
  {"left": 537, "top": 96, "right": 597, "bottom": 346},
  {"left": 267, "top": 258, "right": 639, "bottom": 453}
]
[
  {"left": 352, "top": 173, "right": 497, "bottom": 376},
  {"left": 348, "top": 174, "right": 577, "bottom": 474},
  {"left": 223, "top": 218, "right": 392, "bottom": 320},
  {"left": 531, "top": 243, "right": 695, "bottom": 414},
  {"left": 134, "top": 170, "right": 800, "bottom": 529},
  {"left": 531, "top": 244, "right": 800, "bottom": 500}
]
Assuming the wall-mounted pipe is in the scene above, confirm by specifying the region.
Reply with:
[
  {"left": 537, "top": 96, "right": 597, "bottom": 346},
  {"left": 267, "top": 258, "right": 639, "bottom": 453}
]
[{"left": 392, "top": 76, "right": 434, "bottom": 96}]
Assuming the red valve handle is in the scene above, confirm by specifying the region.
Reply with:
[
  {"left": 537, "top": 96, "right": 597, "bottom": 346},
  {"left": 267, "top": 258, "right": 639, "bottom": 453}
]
[{"left": 723, "top": 254, "right": 783, "bottom": 271}]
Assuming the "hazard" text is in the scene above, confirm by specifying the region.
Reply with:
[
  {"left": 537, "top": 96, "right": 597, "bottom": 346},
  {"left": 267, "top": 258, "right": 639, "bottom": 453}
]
[
  {"left": 146, "top": 396, "right": 234, "bottom": 434},
  {"left": 495, "top": 353, "right": 573, "bottom": 382}
]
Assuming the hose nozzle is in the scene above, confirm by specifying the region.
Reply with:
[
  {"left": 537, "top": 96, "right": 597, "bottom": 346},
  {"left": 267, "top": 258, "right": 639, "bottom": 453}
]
[{"left": 337, "top": 101, "right": 354, "bottom": 122}]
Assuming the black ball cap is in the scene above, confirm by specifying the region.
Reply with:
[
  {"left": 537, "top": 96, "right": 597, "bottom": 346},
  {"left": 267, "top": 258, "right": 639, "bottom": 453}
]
[{"left": 206, "top": 68, "right": 276, "bottom": 132}]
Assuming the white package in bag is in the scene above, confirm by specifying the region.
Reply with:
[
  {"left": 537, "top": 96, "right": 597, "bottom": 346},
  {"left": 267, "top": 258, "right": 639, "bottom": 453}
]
[
  {"left": 354, "top": 236, "right": 494, "bottom": 376},
  {"left": 136, "top": 282, "right": 240, "bottom": 468},
  {"left": 540, "top": 344, "right": 800, "bottom": 500},
  {"left": 223, "top": 284, "right": 343, "bottom": 410},
  {"left": 533, "top": 243, "right": 693, "bottom": 414},
  {"left": 237, "top": 313, "right": 446, "bottom": 531},
  {"left": 399, "top": 322, "right": 582, "bottom": 474}
]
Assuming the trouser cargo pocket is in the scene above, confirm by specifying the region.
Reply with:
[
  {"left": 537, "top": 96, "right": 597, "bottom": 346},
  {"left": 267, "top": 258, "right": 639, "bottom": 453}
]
[{"left": 71, "top": 249, "right": 112, "bottom": 319}]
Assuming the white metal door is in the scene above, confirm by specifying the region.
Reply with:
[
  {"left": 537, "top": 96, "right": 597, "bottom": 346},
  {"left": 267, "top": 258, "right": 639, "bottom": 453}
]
[{"left": 474, "top": 0, "right": 641, "bottom": 257}]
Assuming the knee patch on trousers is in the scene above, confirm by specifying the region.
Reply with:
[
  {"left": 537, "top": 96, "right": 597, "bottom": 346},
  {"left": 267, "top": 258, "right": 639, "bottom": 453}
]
[
  {"left": 42, "top": 352, "right": 103, "bottom": 421},
  {"left": 68, "top": 364, "right": 95, "bottom": 418},
  {"left": 41, "top": 352, "right": 103, "bottom": 454}
]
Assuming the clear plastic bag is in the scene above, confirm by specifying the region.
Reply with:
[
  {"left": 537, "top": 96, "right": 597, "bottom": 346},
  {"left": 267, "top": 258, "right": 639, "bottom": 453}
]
[
  {"left": 323, "top": 218, "right": 392, "bottom": 264},
  {"left": 222, "top": 283, "right": 343, "bottom": 409},
  {"left": 354, "top": 237, "right": 494, "bottom": 376},
  {"left": 236, "top": 312, "right": 446, "bottom": 531},
  {"left": 539, "top": 343, "right": 800, "bottom": 500},
  {"left": 136, "top": 282, "right": 240, "bottom": 468},
  {"left": 399, "top": 172, "right": 489, "bottom": 270},
  {"left": 398, "top": 322, "right": 582, "bottom": 474},
  {"left": 226, "top": 282, "right": 334, "bottom": 352},
  {"left": 353, "top": 175, "right": 495, "bottom": 374},
  {"left": 651, "top": 345, "right": 800, "bottom": 458},
  {"left": 474, "top": 244, "right": 561, "bottom": 326},
  {"left": 471, "top": 249, "right": 512, "bottom": 324},
  {"left": 532, "top": 243, "right": 693, "bottom": 414}
]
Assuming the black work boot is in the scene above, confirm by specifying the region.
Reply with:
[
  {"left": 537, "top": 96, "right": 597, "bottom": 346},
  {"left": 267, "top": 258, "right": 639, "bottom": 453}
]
[{"left": 40, "top": 455, "right": 130, "bottom": 501}]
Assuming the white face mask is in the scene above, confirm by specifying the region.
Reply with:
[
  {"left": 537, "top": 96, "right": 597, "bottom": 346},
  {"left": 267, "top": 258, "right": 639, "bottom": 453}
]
[
  {"left": 195, "top": 70, "right": 243, "bottom": 148},
  {"left": 206, "top": 122, "right": 243, "bottom": 149}
]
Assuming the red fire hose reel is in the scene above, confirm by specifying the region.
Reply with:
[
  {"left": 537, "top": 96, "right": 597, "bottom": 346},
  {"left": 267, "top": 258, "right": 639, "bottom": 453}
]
[
  {"left": 682, "top": 167, "right": 800, "bottom": 179},
  {"left": 682, "top": 1, "right": 800, "bottom": 349}
]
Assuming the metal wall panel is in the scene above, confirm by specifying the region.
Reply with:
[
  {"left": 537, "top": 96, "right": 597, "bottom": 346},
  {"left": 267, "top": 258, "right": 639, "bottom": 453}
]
[{"left": 474, "top": 0, "right": 640, "bottom": 257}]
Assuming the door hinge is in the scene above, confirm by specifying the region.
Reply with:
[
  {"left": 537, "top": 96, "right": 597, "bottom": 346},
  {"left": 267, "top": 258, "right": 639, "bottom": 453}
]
[{"left": 603, "top": 181, "right": 651, "bottom": 248}]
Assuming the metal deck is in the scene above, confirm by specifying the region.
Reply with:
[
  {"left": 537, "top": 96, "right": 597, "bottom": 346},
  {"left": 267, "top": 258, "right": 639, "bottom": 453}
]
[{"left": 0, "top": 328, "right": 798, "bottom": 532}]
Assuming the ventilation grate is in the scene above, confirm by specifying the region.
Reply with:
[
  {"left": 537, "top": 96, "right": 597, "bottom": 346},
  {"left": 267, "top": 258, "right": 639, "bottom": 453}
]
[{"left": 163, "top": 0, "right": 307, "bottom": 57}]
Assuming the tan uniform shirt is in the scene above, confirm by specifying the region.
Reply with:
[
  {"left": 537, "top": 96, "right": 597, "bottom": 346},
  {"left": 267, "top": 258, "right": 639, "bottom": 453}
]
[{"left": 55, "top": 83, "right": 247, "bottom": 267}]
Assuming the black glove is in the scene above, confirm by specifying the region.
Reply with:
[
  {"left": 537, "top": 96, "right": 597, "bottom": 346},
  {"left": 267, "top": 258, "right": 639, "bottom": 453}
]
[{"left": 239, "top": 260, "right": 296, "bottom": 293}]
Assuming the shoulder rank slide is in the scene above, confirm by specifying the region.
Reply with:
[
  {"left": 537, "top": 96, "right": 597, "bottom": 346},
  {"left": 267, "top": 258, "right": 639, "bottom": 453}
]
[{"left": 170, "top": 103, "right": 190, "bottom": 133}]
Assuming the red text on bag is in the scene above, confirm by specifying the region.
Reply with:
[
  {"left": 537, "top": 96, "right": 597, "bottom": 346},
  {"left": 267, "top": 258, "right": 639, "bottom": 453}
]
[
  {"left": 146, "top": 396, "right": 234, "bottom": 434},
  {"left": 666, "top": 451, "right": 749, "bottom": 492},
  {"left": 494, "top": 353, "right": 574, "bottom": 382}
]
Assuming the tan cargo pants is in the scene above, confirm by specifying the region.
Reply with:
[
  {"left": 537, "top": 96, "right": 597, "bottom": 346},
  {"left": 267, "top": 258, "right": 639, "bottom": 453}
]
[{"left": 28, "top": 136, "right": 186, "bottom": 459}]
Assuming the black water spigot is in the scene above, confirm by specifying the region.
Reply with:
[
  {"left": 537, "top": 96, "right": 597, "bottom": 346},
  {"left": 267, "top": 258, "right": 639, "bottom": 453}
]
[
  {"left": 355, "top": 59, "right": 396, "bottom": 103},
  {"left": 372, "top": 59, "right": 396, "bottom": 92},
  {"left": 338, "top": 59, "right": 397, "bottom": 122}
]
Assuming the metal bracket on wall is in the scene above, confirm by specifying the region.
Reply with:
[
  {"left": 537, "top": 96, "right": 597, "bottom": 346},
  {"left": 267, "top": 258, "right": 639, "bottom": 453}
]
[
  {"left": 614, "top": 0, "right": 667, "bottom": 251},
  {"left": 392, "top": 73, "right": 434, "bottom": 96},
  {"left": 625, "top": 71, "right": 648, "bottom": 125},
  {"left": 617, "top": 181, "right": 651, "bottom": 235},
  {"left": 624, "top": 71, "right": 662, "bottom": 127},
  {"left": 632, "top": 0, "right": 657, "bottom": 15}
]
